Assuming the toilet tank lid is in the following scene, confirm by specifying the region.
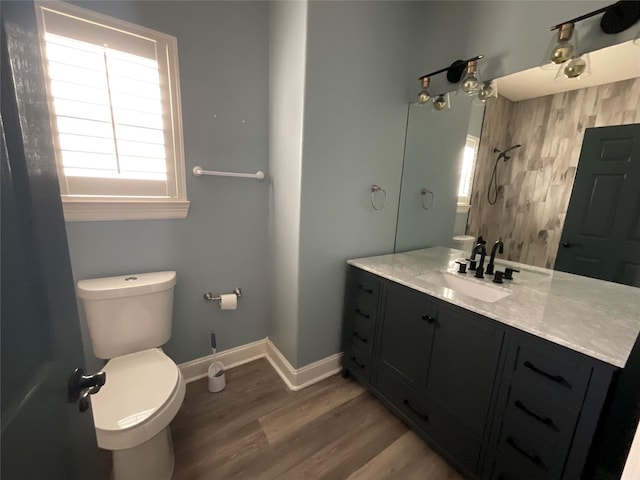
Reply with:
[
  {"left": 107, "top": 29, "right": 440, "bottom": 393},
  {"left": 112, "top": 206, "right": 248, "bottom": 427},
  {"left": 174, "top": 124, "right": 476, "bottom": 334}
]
[{"left": 77, "top": 271, "right": 176, "bottom": 300}]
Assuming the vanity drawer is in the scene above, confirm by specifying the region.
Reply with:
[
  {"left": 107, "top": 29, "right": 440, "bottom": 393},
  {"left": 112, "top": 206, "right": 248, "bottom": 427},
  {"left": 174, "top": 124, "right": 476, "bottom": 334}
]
[
  {"left": 354, "top": 270, "right": 380, "bottom": 305},
  {"left": 349, "top": 300, "right": 376, "bottom": 355},
  {"left": 507, "top": 336, "right": 592, "bottom": 411},
  {"left": 495, "top": 413, "right": 568, "bottom": 479},
  {"left": 344, "top": 344, "right": 372, "bottom": 382},
  {"left": 377, "top": 366, "right": 481, "bottom": 475},
  {"left": 500, "top": 384, "right": 579, "bottom": 444}
]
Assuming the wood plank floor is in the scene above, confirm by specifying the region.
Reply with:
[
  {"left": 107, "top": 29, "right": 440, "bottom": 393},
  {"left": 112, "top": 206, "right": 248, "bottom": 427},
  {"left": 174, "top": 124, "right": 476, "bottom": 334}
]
[{"left": 169, "top": 359, "right": 465, "bottom": 480}]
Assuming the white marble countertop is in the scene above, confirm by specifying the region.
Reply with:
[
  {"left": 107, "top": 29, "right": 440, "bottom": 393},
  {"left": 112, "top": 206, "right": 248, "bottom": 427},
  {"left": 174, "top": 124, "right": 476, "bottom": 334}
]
[{"left": 348, "top": 247, "right": 640, "bottom": 368}]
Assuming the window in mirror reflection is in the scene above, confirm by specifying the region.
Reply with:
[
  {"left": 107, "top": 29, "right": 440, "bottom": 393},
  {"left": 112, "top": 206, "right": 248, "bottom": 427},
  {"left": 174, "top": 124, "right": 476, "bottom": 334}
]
[{"left": 458, "top": 135, "right": 479, "bottom": 206}]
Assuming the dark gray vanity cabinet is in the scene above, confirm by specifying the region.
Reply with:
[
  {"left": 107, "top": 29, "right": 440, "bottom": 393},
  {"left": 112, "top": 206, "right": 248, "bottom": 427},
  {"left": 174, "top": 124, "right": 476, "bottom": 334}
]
[
  {"left": 378, "top": 281, "right": 435, "bottom": 390},
  {"left": 483, "top": 333, "right": 615, "bottom": 480},
  {"left": 342, "top": 266, "right": 618, "bottom": 480},
  {"left": 341, "top": 268, "right": 382, "bottom": 384}
]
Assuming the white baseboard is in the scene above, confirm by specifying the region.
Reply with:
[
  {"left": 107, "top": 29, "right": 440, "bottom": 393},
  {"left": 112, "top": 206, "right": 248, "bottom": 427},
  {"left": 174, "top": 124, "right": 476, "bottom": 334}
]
[
  {"left": 178, "top": 338, "right": 267, "bottom": 383},
  {"left": 178, "top": 337, "right": 343, "bottom": 391},
  {"left": 265, "top": 338, "right": 343, "bottom": 392}
]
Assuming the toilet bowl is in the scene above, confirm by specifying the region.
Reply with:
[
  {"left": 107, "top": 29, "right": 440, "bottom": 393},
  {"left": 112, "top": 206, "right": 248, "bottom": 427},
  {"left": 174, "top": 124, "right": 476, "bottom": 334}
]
[
  {"left": 77, "top": 271, "right": 184, "bottom": 480},
  {"left": 93, "top": 349, "right": 186, "bottom": 480},
  {"left": 451, "top": 234, "right": 475, "bottom": 253}
]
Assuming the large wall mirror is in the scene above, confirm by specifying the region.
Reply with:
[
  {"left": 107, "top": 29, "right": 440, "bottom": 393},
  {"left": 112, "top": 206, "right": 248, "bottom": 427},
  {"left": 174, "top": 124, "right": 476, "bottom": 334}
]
[{"left": 395, "top": 39, "right": 640, "bottom": 286}]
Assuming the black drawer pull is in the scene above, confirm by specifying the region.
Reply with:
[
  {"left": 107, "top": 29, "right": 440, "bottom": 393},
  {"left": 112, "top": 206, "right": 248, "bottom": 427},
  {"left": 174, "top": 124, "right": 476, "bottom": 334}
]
[
  {"left": 351, "top": 357, "right": 366, "bottom": 369},
  {"left": 421, "top": 314, "right": 436, "bottom": 323},
  {"left": 514, "top": 400, "right": 557, "bottom": 430},
  {"left": 523, "top": 361, "right": 569, "bottom": 387},
  {"left": 403, "top": 399, "right": 429, "bottom": 421},
  {"left": 353, "top": 331, "right": 368, "bottom": 343},
  {"left": 506, "top": 436, "right": 546, "bottom": 469},
  {"left": 357, "top": 284, "right": 374, "bottom": 294},
  {"left": 355, "top": 308, "right": 371, "bottom": 319}
]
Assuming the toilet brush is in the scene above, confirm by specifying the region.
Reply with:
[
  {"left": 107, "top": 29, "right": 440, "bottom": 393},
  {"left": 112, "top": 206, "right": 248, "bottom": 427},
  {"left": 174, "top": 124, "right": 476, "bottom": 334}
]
[{"left": 210, "top": 330, "right": 224, "bottom": 376}]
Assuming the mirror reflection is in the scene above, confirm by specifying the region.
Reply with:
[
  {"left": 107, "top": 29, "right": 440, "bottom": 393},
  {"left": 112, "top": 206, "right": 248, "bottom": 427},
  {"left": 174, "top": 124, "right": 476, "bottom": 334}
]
[{"left": 395, "top": 40, "right": 640, "bottom": 287}]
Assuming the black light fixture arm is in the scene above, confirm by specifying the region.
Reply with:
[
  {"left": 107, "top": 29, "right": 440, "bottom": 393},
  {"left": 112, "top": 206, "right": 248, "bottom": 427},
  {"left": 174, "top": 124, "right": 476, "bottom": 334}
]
[
  {"left": 550, "top": 0, "right": 640, "bottom": 33},
  {"left": 550, "top": 4, "right": 612, "bottom": 30},
  {"left": 418, "top": 54, "right": 484, "bottom": 81}
]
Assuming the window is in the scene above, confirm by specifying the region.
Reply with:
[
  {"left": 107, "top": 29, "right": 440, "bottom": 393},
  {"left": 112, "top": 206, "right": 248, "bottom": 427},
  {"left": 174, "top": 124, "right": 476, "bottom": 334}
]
[
  {"left": 36, "top": 2, "right": 189, "bottom": 221},
  {"left": 458, "top": 135, "right": 479, "bottom": 209}
]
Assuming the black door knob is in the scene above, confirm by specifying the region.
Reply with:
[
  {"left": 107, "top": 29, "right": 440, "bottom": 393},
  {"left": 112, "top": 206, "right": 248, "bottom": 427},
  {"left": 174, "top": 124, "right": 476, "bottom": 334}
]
[{"left": 68, "top": 368, "right": 107, "bottom": 412}]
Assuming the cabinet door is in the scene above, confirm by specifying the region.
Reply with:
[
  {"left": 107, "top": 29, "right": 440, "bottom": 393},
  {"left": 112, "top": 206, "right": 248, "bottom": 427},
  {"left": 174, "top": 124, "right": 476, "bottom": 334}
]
[
  {"left": 425, "top": 305, "right": 504, "bottom": 434},
  {"left": 378, "top": 281, "right": 435, "bottom": 390}
]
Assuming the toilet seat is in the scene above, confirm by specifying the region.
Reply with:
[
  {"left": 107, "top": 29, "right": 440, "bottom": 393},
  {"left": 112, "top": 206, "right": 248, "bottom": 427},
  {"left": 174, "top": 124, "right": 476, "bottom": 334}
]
[{"left": 91, "top": 348, "right": 186, "bottom": 450}]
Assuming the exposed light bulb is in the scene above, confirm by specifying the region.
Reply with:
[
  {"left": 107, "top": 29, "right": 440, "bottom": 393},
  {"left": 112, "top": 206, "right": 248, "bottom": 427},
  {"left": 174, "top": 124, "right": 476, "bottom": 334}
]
[
  {"left": 563, "top": 56, "right": 587, "bottom": 78},
  {"left": 460, "top": 60, "right": 480, "bottom": 96},
  {"left": 417, "top": 76, "right": 431, "bottom": 104},
  {"left": 550, "top": 23, "right": 575, "bottom": 64},
  {"left": 477, "top": 83, "right": 494, "bottom": 102},
  {"left": 433, "top": 94, "right": 448, "bottom": 111},
  {"left": 462, "top": 75, "right": 479, "bottom": 94},
  {"left": 417, "top": 89, "right": 430, "bottom": 104}
]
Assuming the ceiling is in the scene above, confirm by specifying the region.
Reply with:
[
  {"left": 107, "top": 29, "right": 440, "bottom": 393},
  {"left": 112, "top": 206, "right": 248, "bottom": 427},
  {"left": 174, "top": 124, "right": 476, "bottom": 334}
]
[{"left": 496, "top": 40, "right": 640, "bottom": 102}]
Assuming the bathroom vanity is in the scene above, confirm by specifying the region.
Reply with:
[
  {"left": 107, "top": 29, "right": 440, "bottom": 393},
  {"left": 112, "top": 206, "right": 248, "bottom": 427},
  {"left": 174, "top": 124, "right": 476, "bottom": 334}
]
[{"left": 342, "top": 247, "right": 640, "bottom": 480}]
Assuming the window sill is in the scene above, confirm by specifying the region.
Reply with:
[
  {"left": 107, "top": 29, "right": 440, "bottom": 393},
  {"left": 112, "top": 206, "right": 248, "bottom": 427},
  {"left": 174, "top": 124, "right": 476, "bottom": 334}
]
[
  {"left": 457, "top": 203, "right": 471, "bottom": 214},
  {"left": 62, "top": 199, "right": 191, "bottom": 222}
]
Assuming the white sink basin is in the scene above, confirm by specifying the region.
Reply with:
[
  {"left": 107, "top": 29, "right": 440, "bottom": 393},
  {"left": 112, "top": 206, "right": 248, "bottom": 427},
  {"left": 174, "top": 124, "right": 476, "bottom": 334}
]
[{"left": 418, "top": 271, "right": 513, "bottom": 303}]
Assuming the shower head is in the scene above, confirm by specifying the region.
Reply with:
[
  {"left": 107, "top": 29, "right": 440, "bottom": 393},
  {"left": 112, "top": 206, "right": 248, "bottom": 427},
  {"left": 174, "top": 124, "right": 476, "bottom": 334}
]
[{"left": 494, "top": 144, "right": 522, "bottom": 161}]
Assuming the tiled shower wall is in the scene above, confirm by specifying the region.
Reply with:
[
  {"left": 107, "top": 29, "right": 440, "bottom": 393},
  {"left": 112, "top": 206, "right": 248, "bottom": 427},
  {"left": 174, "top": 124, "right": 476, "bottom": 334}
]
[{"left": 467, "top": 77, "right": 640, "bottom": 268}]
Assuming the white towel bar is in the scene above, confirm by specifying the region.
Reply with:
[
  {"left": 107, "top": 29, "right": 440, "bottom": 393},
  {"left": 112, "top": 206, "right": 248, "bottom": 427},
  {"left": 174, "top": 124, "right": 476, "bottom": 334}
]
[{"left": 192, "top": 166, "right": 265, "bottom": 180}]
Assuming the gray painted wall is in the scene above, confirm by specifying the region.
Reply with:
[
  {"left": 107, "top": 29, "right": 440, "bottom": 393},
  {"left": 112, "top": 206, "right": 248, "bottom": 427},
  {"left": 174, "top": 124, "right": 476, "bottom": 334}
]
[
  {"left": 268, "top": 1, "right": 308, "bottom": 366},
  {"left": 65, "top": 1, "right": 270, "bottom": 371},
  {"left": 296, "top": 1, "right": 419, "bottom": 367}
]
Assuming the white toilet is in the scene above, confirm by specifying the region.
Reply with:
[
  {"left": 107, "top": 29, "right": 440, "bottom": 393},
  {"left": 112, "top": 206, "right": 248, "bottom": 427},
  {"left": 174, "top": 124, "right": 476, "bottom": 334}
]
[{"left": 77, "top": 271, "right": 186, "bottom": 480}]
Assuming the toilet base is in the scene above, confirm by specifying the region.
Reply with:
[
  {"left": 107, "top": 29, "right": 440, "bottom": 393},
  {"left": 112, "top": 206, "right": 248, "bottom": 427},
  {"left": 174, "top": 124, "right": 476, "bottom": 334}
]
[{"left": 112, "top": 426, "right": 174, "bottom": 480}]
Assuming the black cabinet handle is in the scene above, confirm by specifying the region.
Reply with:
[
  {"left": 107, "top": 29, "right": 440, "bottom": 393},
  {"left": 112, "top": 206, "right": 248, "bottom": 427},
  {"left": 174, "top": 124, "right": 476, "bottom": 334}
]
[
  {"left": 506, "top": 437, "right": 546, "bottom": 469},
  {"left": 355, "top": 308, "right": 371, "bottom": 319},
  {"left": 514, "top": 401, "right": 557, "bottom": 430},
  {"left": 403, "top": 399, "right": 429, "bottom": 421},
  {"left": 353, "top": 331, "right": 368, "bottom": 343},
  {"left": 357, "top": 284, "right": 374, "bottom": 294},
  {"left": 562, "top": 242, "right": 583, "bottom": 248},
  {"left": 421, "top": 314, "right": 436, "bottom": 323},
  {"left": 523, "top": 361, "right": 569, "bottom": 387},
  {"left": 351, "top": 357, "right": 366, "bottom": 369}
]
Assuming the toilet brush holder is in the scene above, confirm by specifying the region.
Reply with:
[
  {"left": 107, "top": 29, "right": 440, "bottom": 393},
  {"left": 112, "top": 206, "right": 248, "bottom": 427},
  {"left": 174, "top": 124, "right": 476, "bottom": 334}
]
[{"left": 207, "top": 361, "right": 226, "bottom": 393}]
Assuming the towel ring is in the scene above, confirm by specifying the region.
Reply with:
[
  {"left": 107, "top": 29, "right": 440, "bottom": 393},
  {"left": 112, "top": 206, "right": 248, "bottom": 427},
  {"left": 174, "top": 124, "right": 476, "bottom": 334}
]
[
  {"left": 371, "top": 185, "right": 386, "bottom": 211},
  {"left": 421, "top": 188, "right": 434, "bottom": 210}
]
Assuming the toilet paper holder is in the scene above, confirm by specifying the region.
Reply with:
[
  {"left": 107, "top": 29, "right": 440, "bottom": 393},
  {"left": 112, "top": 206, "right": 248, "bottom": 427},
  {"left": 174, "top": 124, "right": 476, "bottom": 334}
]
[{"left": 203, "top": 287, "right": 242, "bottom": 303}]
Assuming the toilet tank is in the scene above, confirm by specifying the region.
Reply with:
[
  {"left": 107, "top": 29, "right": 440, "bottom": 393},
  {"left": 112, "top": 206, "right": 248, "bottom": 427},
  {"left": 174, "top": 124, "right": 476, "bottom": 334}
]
[{"left": 77, "top": 271, "right": 177, "bottom": 359}]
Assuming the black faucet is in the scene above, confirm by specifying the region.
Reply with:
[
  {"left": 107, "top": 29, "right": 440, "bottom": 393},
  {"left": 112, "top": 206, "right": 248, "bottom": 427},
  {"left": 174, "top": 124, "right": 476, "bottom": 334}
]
[
  {"left": 468, "top": 236, "right": 486, "bottom": 271},
  {"left": 471, "top": 236, "right": 485, "bottom": 259},
  {"left": 486, "top": 238, "right": 504, "bottom": 275},
  {"left": 471, "top": 242, "right": 487, "bottom": 278}
]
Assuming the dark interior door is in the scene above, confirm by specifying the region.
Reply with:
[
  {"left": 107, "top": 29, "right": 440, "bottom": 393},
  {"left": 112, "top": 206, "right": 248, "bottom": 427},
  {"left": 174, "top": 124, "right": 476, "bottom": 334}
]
[
  {"left": 555, "top": 123, "right": 640, "bottom": 286},
  {"left": 1, "top": 2, "right": 99, "bottom": 478}
]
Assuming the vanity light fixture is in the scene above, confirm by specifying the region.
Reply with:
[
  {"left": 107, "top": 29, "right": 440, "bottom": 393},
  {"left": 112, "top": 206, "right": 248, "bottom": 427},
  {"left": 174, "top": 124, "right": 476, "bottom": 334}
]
[
  {"left": 544, "top": 1, "right": 640, "bottom": 77},
  {"left": 417, "top": 76, "right": 431, "bottom": 104},
  {"left": 416, "top": 54, "right": 484, "bottom": 108}
]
